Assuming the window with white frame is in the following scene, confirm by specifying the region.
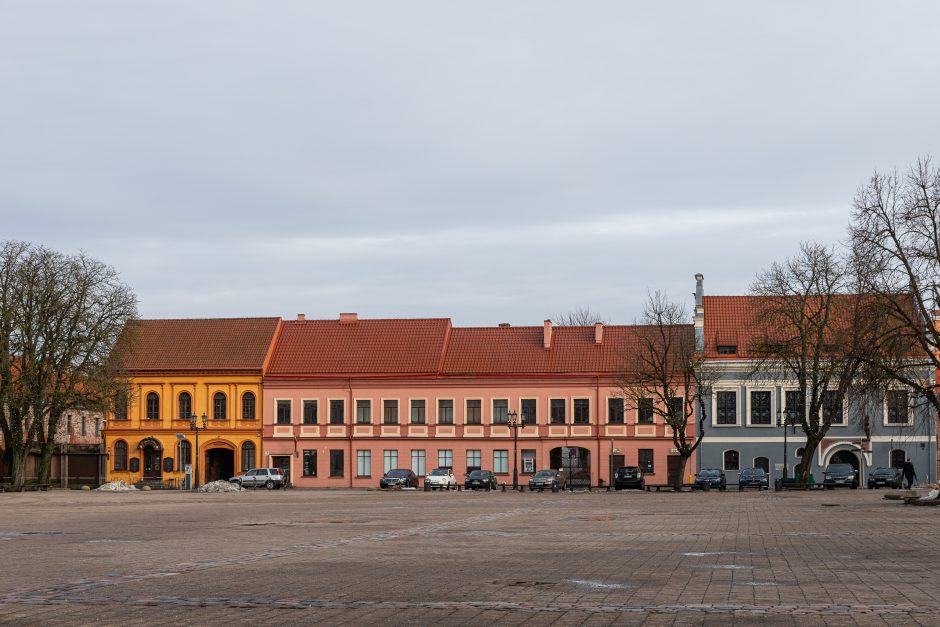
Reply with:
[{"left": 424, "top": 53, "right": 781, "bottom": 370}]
[
  {"left": 357, "top": 450, "right": 371, "bottom": 477},
  {"left": 750, "top": 391, "right": 772, "bottom": 425},
  {"left": 822, "top": 390, "right": 845, "bottom": 425},
  {"left": 410, "top": 400, "right": 426, "bottom": 424},
  {"left": 784, "top": 390, "right": 805, "bottom": 423},
  {"left": 466, "top": 449, "right": 481, "bottom": 473},
  {"left": 437, "top": 399, "right": 454, "bottom": 424},
  {"left": 329, "top": 399, "right": 344, "bottom": 425},
  {"left": 637, "top": 398, "right": 654, "bottom": 424},
  {"left": 356, "top": 400, "right": 371, "bottom": 424},
  {"left": 492, "top": 399, "right": 509, "bottom": 424},
  {"left": 411, "top": 449, "right": 426, "bottom": 476},
  {"left": 276, "top": 400, "right": 291, "bottom": 425},
  {"left": 607, "top": 398, "right": 624, "bottom": 424},
  {"left": 494, "top": 450, "right": 509, "bottom": 474},
  {"left": 438, "top": 449, "right": 453, "bottom": 469},
  {"left": 521, "top": 399, "right": 537, "bottom": 425},
  {"left": 716, "top": 391, "right": 737, "bottom": 425},
  {"left": 383, "top": 449, "right": 398, "bottom": 473},
  {"left": 549, "top": 399, "right": 566, "bottom": 424},
  {"left": 723, "top": 450, "right": 740, "bottom": 471},
  {"left": 303, "top": 400, "right": 317, "bottom": 425},
  {"left": 466, "top": 400, "right": 482, "bottom": 424},
  {"left": 886, "top": 390, "right": 909, "bottom": 424},
  {"left": 573, "top": 399, "right": 590, "bottom": 424},
  {"left": 383, "top": 400, "right": 399, "bottom": 424}
]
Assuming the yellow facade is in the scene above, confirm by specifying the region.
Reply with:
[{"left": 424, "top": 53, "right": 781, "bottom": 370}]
[{"left": 104, "top": 373, "right": 263, "bottom": 486}]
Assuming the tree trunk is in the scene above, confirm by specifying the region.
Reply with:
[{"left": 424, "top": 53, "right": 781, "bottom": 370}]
[
  {"left": 673, "top": 453, "right": 689, "bottom": 489},
  {"left": 8, "top": 445, "right": 27, "bottom": 489},
  {"left": 38, "top": 440, "right": 55, "bottom": 486},
  {"left": 798, "top": 437, "right": 821, "bottom": 487}
]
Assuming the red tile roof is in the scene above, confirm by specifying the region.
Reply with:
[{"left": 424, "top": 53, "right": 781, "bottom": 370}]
[
  {"left": 115, "top": 318, "right": 281, "bottom": 372},
  {"left": 265, "top": 319, "right": 452, "bottom": 377}
]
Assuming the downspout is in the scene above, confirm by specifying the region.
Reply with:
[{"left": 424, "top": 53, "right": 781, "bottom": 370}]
[
  {"left": 595, "top": 375, "right": 602, "bottom": 487},
  {"left": 347, "top": 378, "right": 353, "bottom": 488}
]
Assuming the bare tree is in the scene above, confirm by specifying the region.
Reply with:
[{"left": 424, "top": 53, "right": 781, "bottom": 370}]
[
  {"left": 617, "top": 292, "right": 714, "bottom": 488},
  {"left": 750, "top": 242, "right": 877, "bottom": 486},
  {"left": 554, "top": 307, "right": 608, "bottom": 326},
  {"left": 0, "top": 242, "right": 137, "bottom": 489},
  {"left": 850, "top": 156, "right": 940, "bottom": 416}
]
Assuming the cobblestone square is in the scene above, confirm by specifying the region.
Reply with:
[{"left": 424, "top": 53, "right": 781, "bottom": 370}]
[{"left": 1, "top": 488, "right": 939, "bottom": 625}]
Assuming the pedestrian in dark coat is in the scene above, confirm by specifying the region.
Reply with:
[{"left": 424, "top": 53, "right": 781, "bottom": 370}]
[{"left": 902, "top": 460, "right": 917, "bottom": 489}]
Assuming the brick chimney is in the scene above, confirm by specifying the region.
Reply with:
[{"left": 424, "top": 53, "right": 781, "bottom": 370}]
[
  {"left": 594, "top": 322, "right": 604, "bottom": 345},
  {"left": 339, "top": 312, "right": 358, "bottom": 324},
  {"left": 543, "top": 319, "right": 553, "bottom": 349},
  {"left": 296, "top": 313, "right": 305, "bottom": 321}
]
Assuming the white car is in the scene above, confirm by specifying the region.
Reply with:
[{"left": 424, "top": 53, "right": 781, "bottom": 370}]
[{"left": 424, "top": 467, "right": 457, "bottom": 490}]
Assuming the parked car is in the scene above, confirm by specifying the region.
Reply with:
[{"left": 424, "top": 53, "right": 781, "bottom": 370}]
[
  {"left": 229, "top": 467, "right": 287, "bottom": 489},
  {"left": 867, "top": 467, "right": 902, "bottom": 489},
  {"left": 464, "top": 469, "right": 498, "bottom": 490},
  {"left": 380, "top": 469, "right": 418, "bottom": 489},
  {"left": 613, "top": 466, "right": 644, "bottom": 490},
  {"left": 737, "top": 467, "right": 769, "bottom": 491},
  {"left": 425, "top": 467, "right": 457, "bottom": 490},
  {"left": 693, "top": 468, "right": 727, "bottom": 491},
  {"left": 528, "top": 469, "right": 566, "bottom": 491},
  {"left": 823, "top": 463, "right": 858, "bottom": 489}
]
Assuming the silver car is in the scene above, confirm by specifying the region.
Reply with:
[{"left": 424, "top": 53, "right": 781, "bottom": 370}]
[{"left": 230, "top": 468, "right": 286, "bottom": 489}]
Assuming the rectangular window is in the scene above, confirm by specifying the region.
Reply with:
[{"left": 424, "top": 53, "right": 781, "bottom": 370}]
[
  {"left": 329, "top": 450, "right": 344, "bottom": 477},
  {"left": 573, "top": 399, "right": 590, "bottom": 424},
  {"left": 492, "top": 399, "right": 509, "bottom": 424},
  {"left": 302, "top": 450, "right": 317, "bottom": 476},
  {"left": 638, "top": 398, "right": 654, "bottom": 424},
  {"left": 276, "top": 400, "right": 292, "bottom": 425},
  {"left": 522, "top": 450, "right": 536, "bottom": 474},
  {"left": 784, "top": 390, "right": 805, "bottom": 423},
  {"left": 411, "top": 449, "right": 426, "bottom": 476},
  {"left": 550, "top": 399, "right": 566, "bottom": 424},
  {"left": 114, "top": 392, "right": 128, "bottom": 420},
  {"left": 384, "top": 449, "right": 398, "bottom": 473},
  {"left": 669, "top": 397, "right": 685, "bottom": 421},
  {"left": 494, "top": 450, "right": 509, "bottom": 474},
  {"left": 329, "top": 399, "right": 344, "bottom": 425},
  {"left": 357, "top": 450, "right": 371, "bottom": 477},
  {"left": 520, "top": 399, "right": 537, "bottom": 425},
  {"left": 437, "top": 399, "right": 454, "bottom": 424},
  {"left": 302, "top": 400, "right": 318, "bottom": 425},
  {"left": 716, "top": 391, "right": 737, "bottom": 425},
  {"left": 717, "top": 345, "right": 737, "bottom": 355},
  {"left": 638, "top": 449, "right": 655, "bottom": 474},
  {"left": 887, "top": 390, "right": 909, "bottom": 424},
  {"left": 607, "top": 398, "right": 624, "bottom": 424},
  {"left": 750, "top": 391, "right": 772, "bottom": 425},
  {"left": 410, "top": 400, "right": 426, "bottom": 424},
  {"left": 466, "top": 400, "right": 482, "bottom": 424},
  {"left": 383, "top": 400, "right": 399, "bottom": 424},
  {"left": 823, "top": 390, "right": 844, "bottom": 425},
  {"left": 466, "top": 449, "right": 481, "bottom": 473},
  {"left": 438, "top": 449, "right": 453, "bottom": 469},
  {"left": 356, "top": 400, "right": 371, "bottom": 424}
]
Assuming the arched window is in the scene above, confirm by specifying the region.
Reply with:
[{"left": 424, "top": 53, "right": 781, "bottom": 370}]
[
  {"left": 114, "top": 440, "right": 128, "bottom": 470},
  {"left": 178, "top": 440, "right": 192, "bottom": 467},
  {"left": 213, "top": 392, "right": 227, "bottom": 420},
  {"left": 795, "top": 447, "right": 805, "bottom": 458},
  {"left": 242, "top": 392, "right": 256, "bottom": 420},
  {"left": 891, "top": 449, "right": 906, "bottom": 469},
  {"left": 241, "top": 441, "right": 256, "bottom": 472},
  {"left": 178, "top": 392, "right": 192, "bottom": 420},
  {"left": 723, "top": 450, "right": 740, "bottom": 471},
  {"left": 753, "top": 457, "right": 769, "bottom": 473},
  {"left": 114, "top": 391, "right": 128, "bottom": 420},
  {"left": 146, "top": 392, "right": 160, "bottom": 420}
]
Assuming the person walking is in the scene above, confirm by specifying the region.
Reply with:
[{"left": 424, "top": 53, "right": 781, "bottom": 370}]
[{"left": 902, "top": 460, "right": 917, "bottom": 489}]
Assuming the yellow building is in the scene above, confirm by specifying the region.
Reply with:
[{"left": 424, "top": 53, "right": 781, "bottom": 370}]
[{"left": 104, "top": 317, "right": 282, "bottom": 487}]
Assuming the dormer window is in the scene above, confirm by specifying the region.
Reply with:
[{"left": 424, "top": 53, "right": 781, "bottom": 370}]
[{"left": 717, "top": 345, "right": 737, "bottom": 355}]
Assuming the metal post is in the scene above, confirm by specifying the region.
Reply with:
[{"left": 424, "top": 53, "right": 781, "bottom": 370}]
[
  {"left": 510, "top": 411, "right": 519, "bottom": 491},
  {"left": 783, "top": 415, "right": 788, "bottom": 480}
]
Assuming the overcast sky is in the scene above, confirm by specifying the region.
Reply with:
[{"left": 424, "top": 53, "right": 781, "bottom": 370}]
[{"left": 2, "top": 2, "right": 938, "bottom": 326}]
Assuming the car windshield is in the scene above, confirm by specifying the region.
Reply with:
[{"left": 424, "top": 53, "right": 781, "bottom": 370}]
[
  {"left": 618, "top": 467, "right": 638, "bottom": 474},
  {"left": 429, "top": 469, "right": 449, "bottom": 476},
  {"left": 873, "top": 468, "right": 895, "bottom": 476},
  {"left": 386, "top": 470, "right": 409, "bottom": 478},
  {"left": 742, "top": 469, "right": 765, "bottom": 476},
  {"left": 699, "top": 470, "right": 720, "bottom": 477},
  {"left": 826, "top": 464, "right": 853, "bottom": 473},
  {"left": 534, "top": 470, "right": 555, "bottom": 478},
  {"left": 468, "top": 470, "right": 484, "bottom": 478}
]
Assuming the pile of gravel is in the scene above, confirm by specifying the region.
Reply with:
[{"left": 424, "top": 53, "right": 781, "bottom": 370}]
[
  {"left": 197, "top": 480, "right": 244, "bottom": 493},
  {"left": 95, "top": 480, "right": 139, "bottom": 492}
]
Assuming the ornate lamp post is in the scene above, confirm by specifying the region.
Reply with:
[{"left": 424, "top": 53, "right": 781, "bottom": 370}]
[
  {"left": 507, "top": 410, "right": 520, "bottom": 491},
  {"left": 188, "top": 413, "right": 208, "bottom": 490},
  {"left": 776, "top": 406, "right": 797, "bottom": 479}
]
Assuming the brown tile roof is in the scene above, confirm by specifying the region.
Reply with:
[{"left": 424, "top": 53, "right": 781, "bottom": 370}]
[
  {"left": 702, "top": 296, "right": 760, "bottom": 359},
  {"left": 115, "top": 318, "right": 281, "bottom": 372},
  {"left": 266, "top": 319, "right": 452, "bottom": 376}
]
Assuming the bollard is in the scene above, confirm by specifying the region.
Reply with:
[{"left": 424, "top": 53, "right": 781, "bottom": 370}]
[
  {"left": 501, "top": 483, "right": 506, "bottom": 493},
  {"left": 424, "top": 482, "right": 430, "bottom": 492},
  {"left": 552, "top": 483, "right": 558, "bottom": 493},
  {"left": 485, "top": 482, "right": 491, "bottom": 492}
]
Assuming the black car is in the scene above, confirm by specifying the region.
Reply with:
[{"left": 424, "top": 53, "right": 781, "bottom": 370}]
[
  {"left": 737, "top": 467, "right": 769, "bottom": 491},
  {"left": 823, "top": 463, "right": 858, "bottom": 489},
  {"left": 379, "top": 469, "right": 418, "bottom": 489},
  {"left": 464, "top": 470, "right": 498, "bottom": 491},
  {"left": 614, "top": 466, "right": 644, "bottom": 490},
  {"left": 528, "top": 469, "right": 566, "bottom": 491},
  {"left": 867, "top": 467, "right": 901, "bottom": 489},
  {"left": 693, "top": 468, "right": 727, "bottom": 491}
]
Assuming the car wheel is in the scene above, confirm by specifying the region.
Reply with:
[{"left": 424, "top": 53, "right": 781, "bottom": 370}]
[
  {"left": 265, "top": 480, "right": 275, "bottom": 490},
  {"left": 738, "top": 486, "right": 743, "bottom": 491},
  {"left": 231, "top": 480, "right": 241, "bottom": 488},
  {"left": 851, "top": 483, "right": 858, "bottom": 490}
]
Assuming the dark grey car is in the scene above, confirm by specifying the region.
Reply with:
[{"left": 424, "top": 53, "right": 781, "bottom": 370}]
[{"left": 823, "top": 463, "right": 858, "bottom": 489}]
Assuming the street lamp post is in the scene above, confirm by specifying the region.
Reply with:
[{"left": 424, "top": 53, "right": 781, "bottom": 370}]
[
  {"left": 777, "top": 407, "right": 797, "bottom": 480},
  {"left": 189, "top": 413, "right": 208, "bottom": 490},
  {"left": 507, "top": 410, "right": 520, "bottom": 491}
]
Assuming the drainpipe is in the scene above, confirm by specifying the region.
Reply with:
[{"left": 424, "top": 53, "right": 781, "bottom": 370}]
[
  {"left": 347, "top": 379, "right": 353, "bottom": 488},
  {"left": 595, "top": 376, "right": 602, "bottom": 487}
]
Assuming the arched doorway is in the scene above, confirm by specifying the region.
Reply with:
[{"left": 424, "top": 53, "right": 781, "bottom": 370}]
[
  {"left": 549, "top": 447, "right": 591, "bottom": 488},
  {"left": 753, "top": 457, "right": 770, "bottom": 474},
  {"left": 138, "top": 437, "right": 163, "bottom": 480},
  {"left": 205, "top": 447, "right": 235, "bottom": 483},
  {"left": 830, "top": 449, "right": 859, "bottom": 474}
]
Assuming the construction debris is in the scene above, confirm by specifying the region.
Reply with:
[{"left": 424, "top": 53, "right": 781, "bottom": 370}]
[
  {"left": 197, "top": 480, "right": 244, "bottom": 493},
  {"left": 94, "top": 480, "right": 139, "bottom": 492}
]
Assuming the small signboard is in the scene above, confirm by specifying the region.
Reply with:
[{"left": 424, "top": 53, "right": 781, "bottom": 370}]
[{"left": 774, "top": 463, "right": 784, "bottom": 471}]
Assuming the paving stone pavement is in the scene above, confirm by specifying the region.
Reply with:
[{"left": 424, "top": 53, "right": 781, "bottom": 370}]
[{"left": 0, "top": 488, "right": 938, "bottom": 625}]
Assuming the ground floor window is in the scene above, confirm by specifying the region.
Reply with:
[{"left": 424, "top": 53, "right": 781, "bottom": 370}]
[
  {"left": 241, "top": 442, "right": 256, "bottom": 472},
  {"left": 494, "top": 450, "right": 509, "bottom": 474},
  {"left": 357, "top": 450, "right": 371, "bottom": 477},
  {"left": 384, "top": 449, "right": 398, "bottom": 473},
  {"left": 114, "top": 440, "right": 128, "bottom": 470},
  {"left": 303, "top": 450, "right": 317, "bottom": 476},
  {"left": 522, "top": 450, "right": 536, "bottom": 474},
  {"left": 466, "top": 449, "right": 481, "bottom": 474},
  {"left": 438, "top": 449, "right": 453, "bottom": 469},
  {"left": 753, "top": 456, "right": 769, "bottom": 473},
  {"left": 891, "top": 449, "right": 906, "bottom": 469},
  {"left": 329, "top": 450, "right": 344, "bottom": 477},
  {"left": 638, "top": 449, "right": 654, "bottom": 474},
  {"left": 411, "top": 449, "right": 426, "bottom": 476},
  {"left": 723, "top": 450, "right": 739, "bottom": 471}
]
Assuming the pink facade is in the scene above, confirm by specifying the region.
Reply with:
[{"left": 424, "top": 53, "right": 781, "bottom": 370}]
[{"left": 262, "top": 316, "right": 694, "bottom": 488}]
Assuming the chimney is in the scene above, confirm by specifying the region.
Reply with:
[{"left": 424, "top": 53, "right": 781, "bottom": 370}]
[
  {"left": 296, "top": 313, "right": 305, "bottom": 321},
  {"left": 498, "top": 322, "right": 511, "bottom": 328},
  {"left": 543, "top": 319, "right": 553, "bottom": 349},
  {"left": 693, "top": 273, "right": 705, "bottom": 352},
  {"left": 339, "top": 312, "right": 358, "bottom": 324},
  {"left": 594, "top": 322, "right": 604, "bottom": 345}
]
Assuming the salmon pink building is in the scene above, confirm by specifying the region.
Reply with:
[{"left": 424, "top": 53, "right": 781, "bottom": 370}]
[{"left": 262, "top": 313, "right": 695, "bottom": 488}]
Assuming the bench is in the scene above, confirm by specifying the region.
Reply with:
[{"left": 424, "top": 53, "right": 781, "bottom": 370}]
[{"left": 644, "top": 483, "right": 696, "bottom": 492}]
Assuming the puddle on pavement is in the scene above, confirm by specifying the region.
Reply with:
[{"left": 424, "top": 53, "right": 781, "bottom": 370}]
[
  {"left": 682, "top": 551, "right": 738, "bottom": 557},
  {"left": 736, "top": 581, "right": 780, "bottom": 586},
  {"left": 693, "top": 564, "right": 753, "bottom": 570},
  {"left": 567, "top": 579, "right": 631, "bottom": 590}
]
